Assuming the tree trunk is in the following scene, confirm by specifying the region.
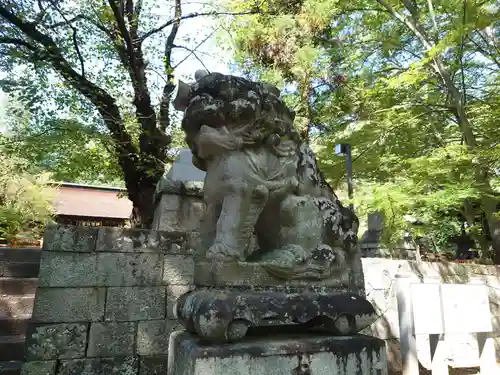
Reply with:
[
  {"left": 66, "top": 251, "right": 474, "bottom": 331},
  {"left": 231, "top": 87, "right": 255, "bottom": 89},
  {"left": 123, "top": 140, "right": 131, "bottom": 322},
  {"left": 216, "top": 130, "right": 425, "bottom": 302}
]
[
  {"left": 482, "top": 195, "right": 500, "bottom": 263},
  {"left": 128, "top": 180, "right": 158, "bottom": 228}
]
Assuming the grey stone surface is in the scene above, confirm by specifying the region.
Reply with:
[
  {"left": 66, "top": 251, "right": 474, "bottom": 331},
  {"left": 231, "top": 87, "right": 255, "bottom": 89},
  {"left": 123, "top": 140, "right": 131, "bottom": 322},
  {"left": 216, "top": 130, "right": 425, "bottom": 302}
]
[
  {"left": 193, "top": 260, "right": 352, "bottom": 288},
  {"left": 166, "top": 284, "right": 193, "bottom": 319},
  {"left": 38, "top": 252, "right": 98, "bottom": 287},
  {"left": 155, "top": 179, "right": 204, "bottom": 198},
  {"left": 168, "top": 331, "right": 388, "bottom": 375},
  {"left": 58, "top": 357, "right": 138, "bottom": 375},
  {"left": 139, "top": 356, "right": 169, "bottom": 375},
  {"left": 137, "top": 320, "right": 182, "bottom": 355},
  {"left": 43, "top": 225, "right": 97, "bottom": 252},
  {"left": 184, "top": 232, "right": 201, "bottom": 253},
  {"left": 97, "top": 253, "right": 162, "bottom": 286},
  {"left": 163, "top": 255, "right": 195, "bottom": 285},
  {"left": 97, "top": 228, "right": 166, "bottom": 253},
  {"left": 32, "top": 288, "right": 105, "bottom": 322},
  {"left": 97, "top": 227, "right": 187, "bottom": 252},
  {"left": 165, "top": 148, "right": 206, "bottom": 182},
  {"left": 160, "top": 194, "right": 182, "bottom": 211},
  {"left": 25, "top": 323, "right": 88, "bottom": 360},
  {"left": 157, "top": 231, "right": 187, "bottom": 251},
  {"left": 87, "top": 322, "right": 136, "bottom": 357},
  {"left": 175, "top": 290, "right": 377, "bottom": 343},
  {"left": 105, "top": 287, "right": 165, "bottom": 321},
  {"left": 367, "top": 212, "right": 384, "bottom": 231},
  {"left": 21, "top": 361, "right": 57, "bottom": 375},
  {"left": 153, "top": 194, "right": 205, "bottom": 233}
]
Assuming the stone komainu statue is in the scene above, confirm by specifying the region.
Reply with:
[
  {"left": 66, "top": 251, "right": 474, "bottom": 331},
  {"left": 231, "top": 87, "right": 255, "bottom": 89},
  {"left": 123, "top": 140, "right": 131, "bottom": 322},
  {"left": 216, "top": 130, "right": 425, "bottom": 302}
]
[{"left": 174, "top": 71, "right": 359, "bottom": 280}]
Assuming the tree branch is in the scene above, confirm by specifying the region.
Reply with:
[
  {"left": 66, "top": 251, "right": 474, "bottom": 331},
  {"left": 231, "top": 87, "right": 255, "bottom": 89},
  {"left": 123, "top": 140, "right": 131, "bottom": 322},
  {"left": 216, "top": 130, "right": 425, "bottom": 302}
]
[
  {"left": 108, "top": 0, "right": 135, "bottom": 57},
  {"left": 172, "top": 27, "right": 218, "bottom": 70},
  {"left": 0, "top": 37, "right": 38, "bottom": 51},
  {"left": 0, "top": 4, "right": 134, "bottom": 153},
  {"left": 47, "top": 14, "right": 110, "bottom": 34},
  {"left": 141, "top": 10, "right": 262, "bottom": 41},
  {"left": 47, "top": 0, "right": 86, "bottom": 78},
  {"left": 106, "top": 0, "right": 157, "bottom": 130},
  {"left": 159, "top": 0, "right": 181, "bottom": 132}
]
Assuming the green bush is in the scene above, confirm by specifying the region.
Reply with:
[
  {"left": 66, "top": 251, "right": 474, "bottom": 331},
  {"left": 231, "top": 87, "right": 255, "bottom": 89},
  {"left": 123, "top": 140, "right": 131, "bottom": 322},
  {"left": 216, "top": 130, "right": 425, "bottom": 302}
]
[{"left": 0, "top": 152, "right": 56, "bottom": 242}]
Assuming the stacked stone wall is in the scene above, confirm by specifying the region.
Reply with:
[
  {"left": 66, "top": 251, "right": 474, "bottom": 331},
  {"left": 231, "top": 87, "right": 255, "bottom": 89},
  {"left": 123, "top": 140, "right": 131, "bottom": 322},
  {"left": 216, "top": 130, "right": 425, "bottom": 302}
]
[
  {"left": 22, "top": 225, "right": 198, "bottom": 375},
  {"left": 23, "top": 225, "right": 500, "bottom": 374}
]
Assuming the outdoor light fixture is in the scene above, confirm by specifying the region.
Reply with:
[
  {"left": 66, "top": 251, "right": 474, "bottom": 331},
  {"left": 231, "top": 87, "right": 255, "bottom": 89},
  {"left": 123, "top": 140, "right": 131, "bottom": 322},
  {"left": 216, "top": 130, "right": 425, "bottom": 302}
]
[
  {"left": 335, "top": 143, "right": 354, "bottom": 210},
  {"left": 334, "top": 144, "right": 349, "bottom": 156}
]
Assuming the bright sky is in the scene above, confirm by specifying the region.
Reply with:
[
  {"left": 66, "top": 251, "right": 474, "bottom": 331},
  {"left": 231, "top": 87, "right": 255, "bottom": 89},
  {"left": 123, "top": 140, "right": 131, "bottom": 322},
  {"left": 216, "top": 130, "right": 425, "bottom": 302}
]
[{"left": 0, "top": 0, "right": 233, "bottom": 130}]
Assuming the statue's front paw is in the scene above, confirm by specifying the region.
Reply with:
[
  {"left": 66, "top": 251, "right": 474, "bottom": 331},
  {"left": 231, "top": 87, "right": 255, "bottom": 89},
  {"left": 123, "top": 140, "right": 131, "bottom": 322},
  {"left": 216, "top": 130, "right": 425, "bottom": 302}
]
[{"left": 206, "top": 243, "right": 242, "bottom": 261}]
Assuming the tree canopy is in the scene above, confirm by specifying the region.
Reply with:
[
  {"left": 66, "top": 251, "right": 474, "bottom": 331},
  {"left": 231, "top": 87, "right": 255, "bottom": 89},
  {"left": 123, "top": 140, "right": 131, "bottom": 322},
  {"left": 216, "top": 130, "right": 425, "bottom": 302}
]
[
  {"left": 223, "top": 0, "right": 500, "bottom": 259},
  {"left": 0, "top": 0, "right": 257, "bottom": 226}
]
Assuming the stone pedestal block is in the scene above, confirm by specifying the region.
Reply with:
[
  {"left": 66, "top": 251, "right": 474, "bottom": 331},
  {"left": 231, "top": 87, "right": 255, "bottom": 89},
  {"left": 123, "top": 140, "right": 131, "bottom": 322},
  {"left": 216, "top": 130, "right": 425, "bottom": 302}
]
[
  {"left": 167, "top": 331, "right": 388, "bottom": 375},
  {"left": 152, "top": 179, "right": 205, "bottom": 232}
]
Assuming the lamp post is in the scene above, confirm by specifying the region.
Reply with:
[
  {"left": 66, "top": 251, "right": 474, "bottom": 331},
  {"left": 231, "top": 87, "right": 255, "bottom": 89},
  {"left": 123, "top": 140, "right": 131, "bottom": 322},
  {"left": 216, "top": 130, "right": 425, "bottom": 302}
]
[{"left": 335, "top": 143, "right": 354, "bottom": 211}]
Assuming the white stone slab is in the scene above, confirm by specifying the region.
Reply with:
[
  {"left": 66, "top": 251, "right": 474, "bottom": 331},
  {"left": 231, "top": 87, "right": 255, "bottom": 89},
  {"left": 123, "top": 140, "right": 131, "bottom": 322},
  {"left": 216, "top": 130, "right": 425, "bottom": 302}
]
[
  {"left": 166, "top": 149, "right": 206, "bottom": 182},
  {"left": 168, "top": 331, "right": 388, "bottom": 375},
  {"left": 441, "top": 284, "right": 492, "bottom": 334},
  {"left": 411, "top": 283, "right": 444, "bottom": 335}
]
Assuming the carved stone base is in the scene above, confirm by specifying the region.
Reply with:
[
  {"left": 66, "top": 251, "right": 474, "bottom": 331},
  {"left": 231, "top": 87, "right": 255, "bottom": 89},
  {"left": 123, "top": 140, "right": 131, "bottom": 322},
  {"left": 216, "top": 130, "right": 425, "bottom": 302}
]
[
  {"left": 174, "top": 290, "right": 377, "bottom": 343},
  {"left": 167, "top": 331, "right": 388, "bottom": 375}
]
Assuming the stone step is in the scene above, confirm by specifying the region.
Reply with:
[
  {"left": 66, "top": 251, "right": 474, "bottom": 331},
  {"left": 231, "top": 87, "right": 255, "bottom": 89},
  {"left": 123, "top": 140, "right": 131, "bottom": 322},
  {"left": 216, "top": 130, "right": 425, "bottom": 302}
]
[
  {"left": 0, "top": 278, "right": 38, "bottom": 296},
  {"left": 0, "top": 262, "right": 40, "bottom": 278},
  {"left": 0, "top": 317, "right": 30, "bottom": 336},
  {"left": 0, "top": 296, "right": 35, "bottom": 319},
  {"left": 0, "top": 248, "right": 41, "bottom": 263},
  {"left": 0, "top": 335, "right": 25, "bottom": 362},
  {"left": 0, "top": 361, "right": 21, "bottom": 375}
]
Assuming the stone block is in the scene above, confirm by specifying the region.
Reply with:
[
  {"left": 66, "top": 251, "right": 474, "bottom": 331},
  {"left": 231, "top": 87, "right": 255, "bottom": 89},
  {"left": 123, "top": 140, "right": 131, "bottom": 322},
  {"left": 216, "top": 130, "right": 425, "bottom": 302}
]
[
  {"left": 43, "top": 225, "right": 97, "bottom": 252},
  {"left": 168, "top": 331, "right": 388, "bottom": 375},
  {"left": 97, "top": 227, "right": 166, "bottom": 253},
  {"left": 179, "top": 198, "right": 205, "bottom": 232},
  {"left": 184, "top": 232, "right": 201, "bottom": 254},
  {"left": 154, "top": 194, "right": 205, "bottom": 233},
  {"left": 137, "top": 320, "right": 182, "bottom": 355},
  {"left": 160, "top": 194, "right": 182, "bottom": 211},
  {"left": 139, "top": 356, "right": 169, "bottom": 375},
  {"left": 163, "top": 255, "right": 194, "bottom": 285},
  {"left": 153, "top": 204, "right": 181, "bottom": 232},
  {"left": 166, "top": 284, "right": 193, "bottom": 319},
  {"left": 97, "top": 253, "right": 162, "bottom": 286},
  {"left": 87, "top": 322, "right": 136, "bottom": 357},
  {"left": 105, "top": 287, "right": 165, "bottom": 321},
  {"left": 157, "top": 231, "right": 188, "bottom": 252},
  {"left": 155, "top": 179, "right": 204, "bottom": 197},
  {"left": 361, "top": 258, "right": 409, "bottom": 290},
  {"left": 38, "top": 252, "right": 97, "bottom": 287},
  {"left": 193, "top": 260, "right": 351, "bottom": 289},
  {"left": 32, "top": 288, "right": 105, "bottom": 322},
  {"left": 25, "top": 323, "right": 88, "bottom": 360},
  {"left": 58, "top": 357, "right": 138, "bottom": 375},
  {"left": 21, "top": 361, "right": 57, "bottom": 375},
  {"left": 165, "top": 149, "right": 206, "bottom": 182},
  {"left": 365, "top": 289, "right": 399, "bottom": 339}
]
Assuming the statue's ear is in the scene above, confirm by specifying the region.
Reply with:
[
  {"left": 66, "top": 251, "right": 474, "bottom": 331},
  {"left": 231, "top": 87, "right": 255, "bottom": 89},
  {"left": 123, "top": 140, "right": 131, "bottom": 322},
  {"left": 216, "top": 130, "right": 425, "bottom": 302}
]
[{"left": 173, "top": 80, "right": 191, "bottom": 111}]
